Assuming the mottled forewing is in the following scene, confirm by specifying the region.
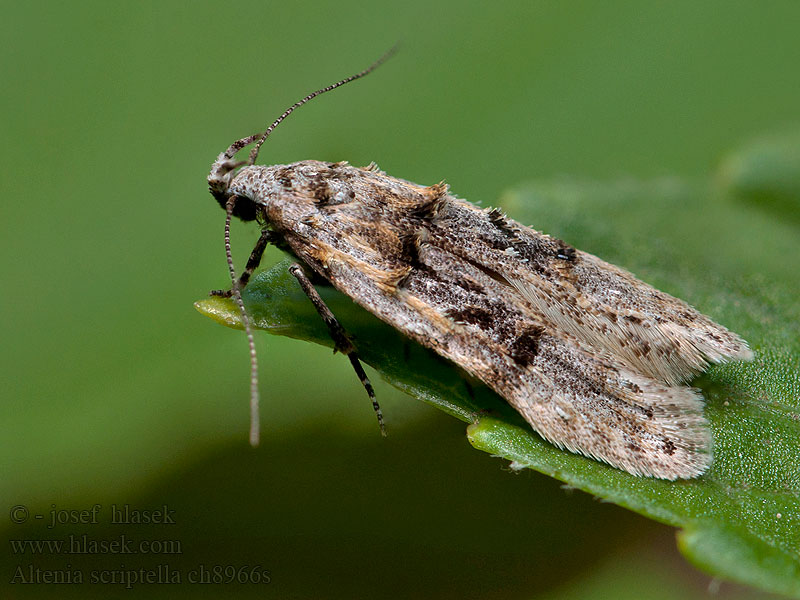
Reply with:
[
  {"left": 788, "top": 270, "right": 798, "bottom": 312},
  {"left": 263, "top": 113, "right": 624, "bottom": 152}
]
[
  {"left": 268, "top": 162, "right": 714, "bottom": 478},
  {"left": 425, "top": 199, "right": 752, "bottom": 385}
]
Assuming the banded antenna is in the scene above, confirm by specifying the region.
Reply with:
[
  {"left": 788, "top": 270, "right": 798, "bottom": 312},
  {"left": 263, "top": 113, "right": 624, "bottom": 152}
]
[
  {"left": 220, "top": 46, "right": 398, "bottom": 447},
  {"left": 217, "top": 44, "right": 399, "bottom": 168}
]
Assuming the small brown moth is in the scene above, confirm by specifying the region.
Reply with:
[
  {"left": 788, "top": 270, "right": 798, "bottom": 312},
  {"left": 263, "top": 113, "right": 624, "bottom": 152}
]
[{"left": 206, "top": 49, "right": 752, "bottom": 479}]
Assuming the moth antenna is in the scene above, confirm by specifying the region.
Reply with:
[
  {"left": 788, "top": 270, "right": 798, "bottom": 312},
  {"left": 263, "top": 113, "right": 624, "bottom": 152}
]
[
  {"left": 247, "top": 44, "right": 398, "bottom": 165},
  {"left": 225, "top": 197, "right": 260, "bottom": 447},
  {"left": 215, "top": 45, "right": 399, "bottom": 166}
]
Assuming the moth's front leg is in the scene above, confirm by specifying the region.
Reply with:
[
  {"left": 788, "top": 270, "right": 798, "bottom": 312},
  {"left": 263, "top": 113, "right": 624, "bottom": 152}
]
[
  {"left": 210, "top": 229, "right": 277, "bottom": 297},
  {"left": 288, "top": 262, "right": 387, "bottom": 437}
]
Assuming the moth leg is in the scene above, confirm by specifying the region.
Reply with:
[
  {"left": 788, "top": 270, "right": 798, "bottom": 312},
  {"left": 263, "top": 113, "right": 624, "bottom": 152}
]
[
  {"left": 288, "top": 262, "right": 387, "bottom": 437},
  {"left": 210, "top": 229, "right": 276, "bottom": 297}
]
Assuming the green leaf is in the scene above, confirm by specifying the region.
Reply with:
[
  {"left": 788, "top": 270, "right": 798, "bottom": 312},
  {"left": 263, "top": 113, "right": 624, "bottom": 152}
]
[
  {"left": 195, "top": 138, "right": 800, "bottom": 597},
  {"left": 719, "top": 130, "right": 800, "bottom": 226}
]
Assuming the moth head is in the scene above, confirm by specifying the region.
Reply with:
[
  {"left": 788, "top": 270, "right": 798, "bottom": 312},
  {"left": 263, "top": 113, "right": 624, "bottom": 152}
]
[
  {"left": 208, "top": 125, "right": 269, "bottom": 223},
  {"left": 208, "top": 146, "right": 260, "bottom": 222},
  {"left": 207, "top": 153, "right": 239, "bottom": 198}
]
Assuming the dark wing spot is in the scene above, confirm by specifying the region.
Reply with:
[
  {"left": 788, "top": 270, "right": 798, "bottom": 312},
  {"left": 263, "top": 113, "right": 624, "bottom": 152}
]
[
  {"left": 414, "top": 183, "right": 449, "bottom": 219},
  {"left": 457, "top": 277, "right": 485, "bottom": 294},
  {"left": 275, "top": 167, "right": 293, "bottom": 190},
  {"left": 486, "top": 210, "right": 570, "bottom": 274},
  {"left": 487, "top": 208, "right": 519, "bottom": 241},
  {"left": 487, "top": 207, "right": 506, "bottom": 226},
  {"left": 309, "top": 179, "right": 331, "bottom": 204},
  {"left": 620, "top": 379, "right": 643, "bottom": 394},
  {"left": 309, "top": 174, "right": 355, "bottom": 206},
  {"left": 555, "top": 242, "right": 576, "bottom": 262},
  {"left": 510, "top": 325, "right": 544, "bottom": 367},
  {"left": 446, "top": 306, "right": 495, "bottom": 330},
  {"left": 399, "top": 232, "right": 422, "bottom": 269}
]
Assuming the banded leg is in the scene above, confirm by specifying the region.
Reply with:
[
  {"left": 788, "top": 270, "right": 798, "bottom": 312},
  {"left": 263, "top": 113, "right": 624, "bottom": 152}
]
[
  {"left": 288, "top": 263, "right": 386, "bottom": 437},
  {"left": 210, "top": 228, "right": 277, "bottom": 297}
]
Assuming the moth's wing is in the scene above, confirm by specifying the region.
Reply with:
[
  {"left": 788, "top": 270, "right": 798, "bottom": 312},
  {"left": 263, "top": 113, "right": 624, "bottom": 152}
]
[
  {"left": 405, "top": 242, "right": 712, "bottom": 479},
  {"left": 305, "top": 238, "right": 711, "bottom": 479},
  {"left": 502, "top": 333, "right": 711, "bottom": 480},
  {"left": 429, "top": 200, "right": 752, "bottom": 385},
  {"left": 275, "top": 166, "right": 713, "bottom": 478},
  {"left": 463, "top": 324, "right": 711, "bottom": 479},
  {"left": 508, "top": 250, "right": 753, "bottom": 384}
]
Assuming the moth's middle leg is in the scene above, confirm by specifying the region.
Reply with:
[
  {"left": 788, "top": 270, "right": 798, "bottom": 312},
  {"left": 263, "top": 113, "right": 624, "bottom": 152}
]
[
  {"left": 288, "top": 262, "right": 387, "bottom": 437},
  {"left": 210, "top": 228, "right": 276, "bottom": 297}
]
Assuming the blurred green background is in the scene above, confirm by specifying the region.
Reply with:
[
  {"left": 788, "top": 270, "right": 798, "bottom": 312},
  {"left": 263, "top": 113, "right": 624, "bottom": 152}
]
[{"left": 2, "top": 1, "right": 797, "bottom": 598}]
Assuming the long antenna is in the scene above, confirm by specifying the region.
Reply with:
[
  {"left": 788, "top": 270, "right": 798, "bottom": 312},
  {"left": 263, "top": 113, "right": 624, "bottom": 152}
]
[
  {"left": 225, "top": 197, "right": 260, "bottom": 447},
  {"left": 218, "top": 44, "right": 399, "bottom": 165},
  {"left": 248, "top": 44, "right": 398, "bottom": 165},
  {"left": 219, "top": 47, "right": 398, "bottom": 446}
]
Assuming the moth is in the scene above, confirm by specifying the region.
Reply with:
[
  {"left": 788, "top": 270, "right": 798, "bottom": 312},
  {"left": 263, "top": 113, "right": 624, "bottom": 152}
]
[{"left": 205, "top": 50, "right": 752, "bottom": 479}]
